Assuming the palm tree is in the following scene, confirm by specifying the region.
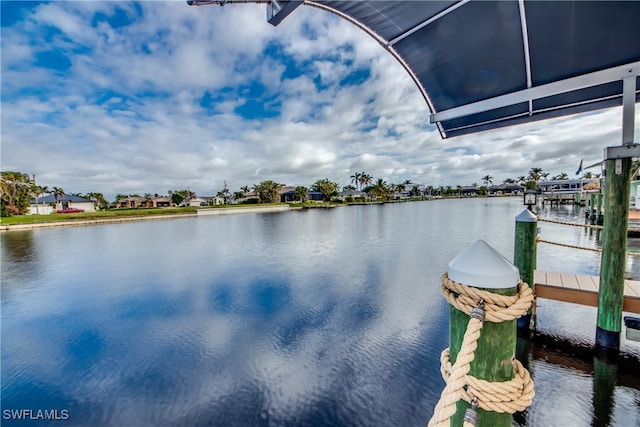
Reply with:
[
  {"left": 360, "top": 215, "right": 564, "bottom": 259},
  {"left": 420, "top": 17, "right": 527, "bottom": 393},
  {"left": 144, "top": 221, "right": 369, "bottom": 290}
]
[
  {"left": 32, "top": 185, "right": 49, "bottom": 214},
  {"left": 216, "top": 189, "right": 228, "bottom": 204},
  {"left": 52, "top": 186, "right": 64, "bottom": 203},
  {"left": 311, "top": 179, "right": 339, "bottom": 202},
  {"left": 552, "top": 172, "right": 569, "bottom": 180},
  {"left": 87, "top": 192, "right": 108, "bottom": 210},
  {"left": 294, "top": 186, "right": 309, "bottom": 204},
  {"left": 369, "top": 178, "right": 390, "bottom": 201},
  {"left": 424, "top": 185, "right": 434, "bottom": 197},
  {"left": 482, "top": 175, "right": 493, "bottom": 189},
  {"left": 359, "top": 172, "right": 373, "bottom": 190},
  {"left": 241, "top": 185, "right": 251, "bottom": 195},
  {"left": 253, "top": 180, "right": 281, "bottom": 203},
  {"left": 527, "top": 167, "right": 545, "bottom": 182},
  {"left": 350, "top": 172, "right": 362, "bottom": 190}
]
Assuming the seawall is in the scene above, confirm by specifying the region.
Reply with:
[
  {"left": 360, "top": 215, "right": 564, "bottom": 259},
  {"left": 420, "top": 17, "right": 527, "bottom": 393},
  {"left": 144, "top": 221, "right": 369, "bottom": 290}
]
[
  {"left": 1, "top": 205, "right": 294, "bottom": 232},
  {"left": 197, "top": 205, "right": 291, "bottom": 216}
]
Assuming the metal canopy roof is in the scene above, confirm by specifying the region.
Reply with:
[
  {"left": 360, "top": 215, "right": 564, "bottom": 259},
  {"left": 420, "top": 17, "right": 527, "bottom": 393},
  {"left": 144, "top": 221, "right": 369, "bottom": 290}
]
[{"left": 189, "top": 0, "right": 640, "bottom": 139}]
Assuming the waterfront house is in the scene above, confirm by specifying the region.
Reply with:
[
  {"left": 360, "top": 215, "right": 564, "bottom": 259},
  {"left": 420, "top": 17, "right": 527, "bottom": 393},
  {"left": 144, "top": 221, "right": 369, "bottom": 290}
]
[
  {"left": 488, "top": 183, "right": 525, "bottom": 196},
  {"left": 181, "top": 197, "right": 209, "bottom": 207},
  {"left": 460, "top": 186, "right": 480, "bottom": 197},
  {"left": 236, "top": 191, "right": 259, "bottom": 204},
  {"left": 30, "top": 194, "right": 96, "bottom": 214},
  {"left": 280, "top": 189, "right": 324, "bottom": 203},
  {"left": 117, "top": 196, "right": 172, "bottom": 208},
  {"left": 118, "top": 196, "right": 145, "bottom": 208},
  {"left": 537, "top": 178, "right": 599, "bottom": 194},
  {"left": 200, "top": 196, "right": 225, "bottom": 206},
  {"left": 151, "top": 197, "right": 172, "bottom": 207},
  {"left": 337, "top": 190, "right": 369, "bottom": 202}
]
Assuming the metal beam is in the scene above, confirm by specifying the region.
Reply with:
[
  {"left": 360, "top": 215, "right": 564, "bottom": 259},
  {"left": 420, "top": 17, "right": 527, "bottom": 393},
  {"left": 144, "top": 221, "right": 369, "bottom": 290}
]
[
  {"left": 604, "top": 144, "right": 640, "bottom": 160},
  {"left": 518, "top": 0, "right": 533, "bottom": 116},
  {"left": 387, "top": 0, "right": 470, "bottom": 46},
  {"left": 622, "top": 75, "right": 637, "bottom": 145},
  {"left": 430, "top": 62, "right": 640, "bottom": 123},
  {"left": 267, "top": 0, "right": 303, "bottom": 26}
]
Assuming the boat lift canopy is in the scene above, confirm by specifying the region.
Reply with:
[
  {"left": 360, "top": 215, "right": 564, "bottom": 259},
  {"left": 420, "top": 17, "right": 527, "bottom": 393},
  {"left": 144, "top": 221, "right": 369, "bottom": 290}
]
[{"left": 188, "top": 0, "right": 640, "bottom": 140}]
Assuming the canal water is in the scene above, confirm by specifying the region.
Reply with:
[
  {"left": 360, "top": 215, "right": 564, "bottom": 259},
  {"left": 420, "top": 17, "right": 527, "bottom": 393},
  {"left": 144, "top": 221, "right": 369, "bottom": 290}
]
[{"left": 2, "top": 197, "right": 639, "bottom": 426}]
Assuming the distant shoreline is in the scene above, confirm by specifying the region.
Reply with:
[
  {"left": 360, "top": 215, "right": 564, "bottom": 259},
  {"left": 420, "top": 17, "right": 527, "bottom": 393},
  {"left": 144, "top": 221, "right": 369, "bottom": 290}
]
[
  {"left": 0, "top": 197, "right": 500, "bottom": 232},
  {"left": 0, "top": 204, "right": 315, "bottom": 232},
  {"left": 0, "top": 212, "right": 198, "bottom": 232}
]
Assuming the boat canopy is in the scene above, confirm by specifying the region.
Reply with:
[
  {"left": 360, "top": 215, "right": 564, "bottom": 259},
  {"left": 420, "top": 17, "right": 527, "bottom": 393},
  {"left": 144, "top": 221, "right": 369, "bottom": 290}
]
[{"left": 188, "top": 0, "right": 640, "bottom": 139}]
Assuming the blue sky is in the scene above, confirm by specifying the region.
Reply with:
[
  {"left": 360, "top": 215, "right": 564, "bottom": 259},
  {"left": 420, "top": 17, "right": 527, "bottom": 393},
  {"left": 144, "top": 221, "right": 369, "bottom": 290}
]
[{"left": 1, "top": 1, "right": 636, "bottom": 200}]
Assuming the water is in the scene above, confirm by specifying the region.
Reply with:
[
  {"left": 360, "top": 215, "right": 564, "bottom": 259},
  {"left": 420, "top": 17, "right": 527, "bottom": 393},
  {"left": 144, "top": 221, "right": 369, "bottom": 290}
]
[{"left": 1, "top": 198, "right": 639, "bottom": 426}]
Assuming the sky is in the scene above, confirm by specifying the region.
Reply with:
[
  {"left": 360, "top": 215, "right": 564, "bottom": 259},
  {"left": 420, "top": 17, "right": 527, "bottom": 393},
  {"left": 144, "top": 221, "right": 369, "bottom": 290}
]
[{"left": 1, "top": 1, "right": 638, "bottom": 201}]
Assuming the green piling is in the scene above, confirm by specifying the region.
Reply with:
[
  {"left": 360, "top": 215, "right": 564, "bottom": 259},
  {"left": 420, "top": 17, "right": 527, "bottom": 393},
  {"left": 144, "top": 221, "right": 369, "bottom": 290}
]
[
  {"left": 514, "top": 209, "right": 537, "bottom": 331},
  {"left": 447, "top": 240, "right": 520, "bottom": 427},
  {"left": 449, "top": 288, "right": 516, "bottom": 427},
  {"left": 592, "top": 194, "right": 597, "bottom": 222},
  {"left": 596, "top": 157, "right": 631, "bottom": 350},
  {"left": 591, "top": 356, "right": 618, "bottom": 427},
  {"left": 514, "top": 336, "right": 533, "bottom": 426},
  {"left": 596, "top": 194, "right": 604, "bottom": 224}
]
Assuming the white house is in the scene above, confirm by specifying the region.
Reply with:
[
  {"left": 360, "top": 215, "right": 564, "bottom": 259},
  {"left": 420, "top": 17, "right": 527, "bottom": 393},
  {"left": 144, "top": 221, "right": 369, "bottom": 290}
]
[
  {"left": 30, "top": 194, "right": 96, "bottom": 214},
  {"left": 181, "top": 197, "right": 209, "bottom": 207}
]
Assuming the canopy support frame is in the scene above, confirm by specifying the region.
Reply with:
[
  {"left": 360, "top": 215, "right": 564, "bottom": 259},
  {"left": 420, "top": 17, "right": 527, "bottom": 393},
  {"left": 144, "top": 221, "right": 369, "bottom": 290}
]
[{"left": 430, "top": 62, "right": 640, "bottom": 125}]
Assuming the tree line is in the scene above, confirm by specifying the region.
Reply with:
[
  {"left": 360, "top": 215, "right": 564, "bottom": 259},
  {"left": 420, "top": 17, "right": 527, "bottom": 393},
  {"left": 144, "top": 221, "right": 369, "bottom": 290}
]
[{"left": 0, "top": 166, "right": 609, "bottom": 217}]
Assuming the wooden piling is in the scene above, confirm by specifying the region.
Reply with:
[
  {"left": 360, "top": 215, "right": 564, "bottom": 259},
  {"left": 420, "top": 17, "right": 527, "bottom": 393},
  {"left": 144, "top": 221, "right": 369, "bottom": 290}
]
[
  {"left": 589, "top": 194, "right": 597, "bottom": 224},
  {"left": 591, "top": 356, "right": 617, "bottom": 427},
  {"left": 596, "top": 157, "right": 631, "bottom": 350},
  {"left": 514, "top": 209, "right": 537, "bottom": 331},
  {"left": 596, "top": 194, "right": 604, "bottom": 225},
  {"left": 447, "top": 240, "right": 520, "bottom": 427}
]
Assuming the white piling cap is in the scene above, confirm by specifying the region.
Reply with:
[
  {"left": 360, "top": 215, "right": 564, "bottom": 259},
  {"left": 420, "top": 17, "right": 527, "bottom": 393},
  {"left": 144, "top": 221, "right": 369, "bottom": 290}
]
[
  {"left": 448, "top": 240, "right": 520, "bottom": 289},
  {"left": 515, "top": 208, "right": 537, "bottom": 223}
]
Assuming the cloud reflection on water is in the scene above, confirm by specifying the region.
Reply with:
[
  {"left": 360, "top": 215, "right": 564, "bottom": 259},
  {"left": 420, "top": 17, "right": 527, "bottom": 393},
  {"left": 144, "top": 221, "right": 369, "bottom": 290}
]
[{"left": 3, "top": 199, "right": 639, "bottom": 426}]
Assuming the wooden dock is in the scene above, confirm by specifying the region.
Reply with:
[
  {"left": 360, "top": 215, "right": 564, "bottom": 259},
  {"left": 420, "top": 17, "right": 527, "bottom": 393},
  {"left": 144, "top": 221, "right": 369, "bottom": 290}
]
[{"left": 534, "top": 270, "right": 640, "bottom": 314}]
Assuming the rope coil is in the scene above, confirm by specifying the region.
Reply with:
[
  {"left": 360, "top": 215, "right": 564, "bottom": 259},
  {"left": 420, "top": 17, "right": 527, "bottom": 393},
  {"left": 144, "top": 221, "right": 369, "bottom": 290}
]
[
  {"left": 428, "top": 274, "right": 534, "bottom": 427},
  {"left": 440, "top": 349, "right": 535, "bottom": 414},
  {"left": 440, "top": 274, "right": 533, "bottom": 323}
]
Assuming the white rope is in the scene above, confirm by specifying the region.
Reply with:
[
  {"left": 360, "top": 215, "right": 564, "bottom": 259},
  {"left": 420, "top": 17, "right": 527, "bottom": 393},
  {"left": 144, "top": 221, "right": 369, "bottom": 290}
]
[{"left": 427, "top": 274, "right": 535, "bottom": 426}]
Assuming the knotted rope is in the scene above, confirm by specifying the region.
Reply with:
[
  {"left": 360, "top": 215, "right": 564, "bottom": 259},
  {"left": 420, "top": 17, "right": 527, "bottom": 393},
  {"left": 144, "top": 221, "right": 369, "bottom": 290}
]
[{"left": 427, "top": 274, "right": 534, "bottom": 427}]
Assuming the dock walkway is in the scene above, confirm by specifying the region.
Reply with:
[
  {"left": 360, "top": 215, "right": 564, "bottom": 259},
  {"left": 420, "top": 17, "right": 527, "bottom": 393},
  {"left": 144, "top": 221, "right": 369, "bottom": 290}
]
[{"left": 534, "top": 270, "right": 640, "bottom": 314}]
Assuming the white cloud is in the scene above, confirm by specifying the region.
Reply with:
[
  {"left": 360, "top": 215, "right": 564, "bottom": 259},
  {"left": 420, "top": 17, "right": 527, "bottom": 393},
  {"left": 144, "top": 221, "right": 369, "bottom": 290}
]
[{"left": 1, "top": 2, "right": 637, "bottom": 200}]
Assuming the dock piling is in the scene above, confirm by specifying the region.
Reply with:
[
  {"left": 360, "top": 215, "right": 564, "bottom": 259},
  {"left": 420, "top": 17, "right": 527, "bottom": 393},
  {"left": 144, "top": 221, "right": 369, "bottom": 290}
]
[
  {"left": 446, "top": 240, "right": 521, "bottom": 427},
  {"left": 514, "top": 209, "right": 537, "bottom": 332},
  {"left": 596, "top": 156, "right": 632, "bottom": 351}
]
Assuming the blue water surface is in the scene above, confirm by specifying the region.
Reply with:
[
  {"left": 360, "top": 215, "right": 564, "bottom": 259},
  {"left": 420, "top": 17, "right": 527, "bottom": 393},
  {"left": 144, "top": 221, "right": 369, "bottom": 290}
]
[{"left": 2, "top": 198, "right": 639, "bottom": 426}]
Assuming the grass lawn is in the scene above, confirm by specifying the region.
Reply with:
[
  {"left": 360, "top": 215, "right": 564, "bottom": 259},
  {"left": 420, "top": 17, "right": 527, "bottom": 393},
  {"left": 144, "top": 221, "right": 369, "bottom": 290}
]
[
  {"left": 1, "top": 200, "right": 423, "bottom": 226},
  {"left": 0, "top": 204, "right": 296, "bottom": 226},
  {"left": 0, "top": 207, "right": 199, "bottom": 225}
]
